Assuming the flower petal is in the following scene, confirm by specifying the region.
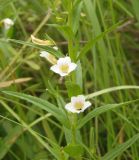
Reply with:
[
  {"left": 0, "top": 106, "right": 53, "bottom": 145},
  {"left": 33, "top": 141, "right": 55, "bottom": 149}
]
[
  {"left": 58, "top": 72, "right": 69, "bottom": 77},
  {"left": 65, "top": 103, "right": 81, "bottom": 113},
  {"left": 40, "top": 51, "right": 49, "bottom": 58},
  {"left": 71, "top": 96, "right": 77, "bottom": 104},
  {"left": 3, "top": 18, "right": 14, "bottom": 25},
  {"left": 66, "top": 95, "right": 91, "bottom": 114},
  {"left": 82, "top": 101, "right": 91, "bottom": 111},
  {"left": 50, "top": 56, "right": 77, "bottom": 77},
  {"left": 68, "top": 63, "right": 77, "bottom": 73},
  {"left": 53, "top": 46, "right": 58, "bottom": 50},
  {"left": 71, "top": 95, "right": 85, "bottom": 107},
  {"left": 41, "top": 51, "right": 57, "bottom": 64},
  {"left": 64, "top": 57, "right": 71, "bottom": 63},
  {"left": 77, "top": 95, "right": 85, "bottom": 102},
  {"left": 50, "top": 65, "right": 60, "bottom": 74},
  {"left": 50, "top": 65, "right": 69, "bottom": 76},
  {"left": 3, "top": 18, "right": 14, "bottom": 30},
  {"left": 57, "top": 57, "right": 71, "bottom": 65}
]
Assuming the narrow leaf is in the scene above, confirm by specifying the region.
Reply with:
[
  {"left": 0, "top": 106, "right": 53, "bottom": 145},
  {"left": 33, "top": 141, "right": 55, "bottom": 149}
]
[
  {"left": 86, "top": 85, "right": 139, "bottom": 99},
  {"left": 2, "top": 91, "right": 70, "bottom": 128},
  {"left": 77, "top": 99, "right": 139, "bottom": 129},
  {"left": 0, "top": 38, "right": 63, "bottom": 58},
  {"left": 77, "top": 21, "right": 122, "bottom": 60},
  {"left": 102, "top": 133, "right": 139, "bottom": 160}
]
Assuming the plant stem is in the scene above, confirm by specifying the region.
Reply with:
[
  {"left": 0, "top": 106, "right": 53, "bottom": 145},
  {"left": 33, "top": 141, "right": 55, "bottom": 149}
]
[
  {"left": 71, "top": 114, "right": 77, "bottom": 144},
  {"left": 68, "top": 1, "right": 75, "bottom": 61}
]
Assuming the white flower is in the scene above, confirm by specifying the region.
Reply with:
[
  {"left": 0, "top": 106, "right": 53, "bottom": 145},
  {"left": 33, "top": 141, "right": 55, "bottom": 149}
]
[
  {"left": 50, "top": 56, "right": 77, "bottom": 76},
  {"left": 40, "top": 51, "right": 57, "bottom": 64},
  {"left": 65, "top": 95, "right": 91, "bottom": 113},
  {"left": 53, "top": 46, "right": 58, "bottom": 50},
  {"left": 2, "top": 18, "right": 14, "bottom": 30}
]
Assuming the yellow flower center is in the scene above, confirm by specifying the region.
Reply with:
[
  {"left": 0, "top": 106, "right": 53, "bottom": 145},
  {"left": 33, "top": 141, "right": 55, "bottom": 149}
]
[
  {"left": 74, "top": 101, "right": 84, "bottom": 110},
  {"left": 60, "top": 64, "right": 69, "bottom": 73}
]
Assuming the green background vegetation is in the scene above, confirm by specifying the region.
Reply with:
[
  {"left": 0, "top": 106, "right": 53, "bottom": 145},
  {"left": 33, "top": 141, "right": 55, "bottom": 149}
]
[{"left": 0, "top": 0, "right": 139, "bottom": 159}]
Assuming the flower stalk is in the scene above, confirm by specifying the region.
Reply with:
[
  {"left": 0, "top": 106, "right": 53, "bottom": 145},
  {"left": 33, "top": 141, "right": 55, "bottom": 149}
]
[{"left": 71, "top": 114, "right": 77, "bottom": 144}]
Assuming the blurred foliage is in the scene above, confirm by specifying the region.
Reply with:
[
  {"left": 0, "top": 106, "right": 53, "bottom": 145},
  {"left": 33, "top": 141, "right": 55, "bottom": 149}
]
[{"left": 0, "top": 0, "right": 139, "bottom": 160}]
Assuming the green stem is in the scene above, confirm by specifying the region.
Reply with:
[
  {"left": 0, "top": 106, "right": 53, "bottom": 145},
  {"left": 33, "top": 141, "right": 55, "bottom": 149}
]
[
  {"left": 68, "top": 1, "right": 75, "bottom": 61},
  {"left": 71, "top": 114, "right": 77, "bottom": 144}
]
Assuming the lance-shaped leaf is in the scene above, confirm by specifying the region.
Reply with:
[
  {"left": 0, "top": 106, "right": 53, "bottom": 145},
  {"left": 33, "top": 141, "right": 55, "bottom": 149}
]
[{"left": 2, "top": 91, "right": 70, "bottom": 128}]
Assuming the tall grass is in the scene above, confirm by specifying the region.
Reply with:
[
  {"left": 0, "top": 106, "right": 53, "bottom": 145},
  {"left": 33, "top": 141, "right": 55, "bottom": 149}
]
[{"left": 0, "top": 0, "right": 139, "bottom": 159}]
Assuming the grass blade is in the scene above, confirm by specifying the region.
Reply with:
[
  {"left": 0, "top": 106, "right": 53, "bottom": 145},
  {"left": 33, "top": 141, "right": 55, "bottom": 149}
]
[
  {"left": 0, "top": 39, "right": 63, "bottom": 58},
  {"left": 102, "top": 133, "right": 139, "bottom": 160},
  {"left": 0, "top": 0, "right": 17, "bottom": 10},
  {"left": 2, "top": 91, "right": 70, "bottom": 128},
  {"left": 86, "top": 85, "right": 139, "bottom": 99},
  {"left": 77, "top": 21, "right": 122, "bottom": 60},
  {"left": 77, "top": 99, "right": 139, "bottom": 129}
]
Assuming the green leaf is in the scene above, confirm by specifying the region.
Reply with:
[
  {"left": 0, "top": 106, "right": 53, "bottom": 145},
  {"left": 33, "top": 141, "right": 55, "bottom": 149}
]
[
  {"left": 77, "top": 21, "right": 122, "bottom": 60},
  {"left": 131, "top": 0, "right": 139, "bottom": 22},
  {"left": 66, "top": 81, "right": 82, "bottom": 97},
  {"left": 113, "top": 110, "right": 139, "bottom": 132},
  {"left": 77, "top": 99, "right": 139, "bottom": 129},
  {"left": 72, "top": 1, "right": 83, "bottom": 34},
  {"left": 0, "top": 0, "right": 17, "bottom": 10},
  {"left": 114, "top": 1, "right": 134, "bottom": 18},
  {"left": 64, "top": 144, "right": 84, "bottom": 157},
  {"left": 102, "top": 133, "right": 139, "bottom": 160},
  {"left": 25, "top": 60, "right": 40, "bottom": 70},
  {"left": 0, "top": 101, "right": 61, "bottom": 159},
  {"left": 2, "top": 91, "right": 70, "bottom": 128},
  {"left": 0, "top": 126, "right": 23, "bottom": 160},
  {"left": 75, "top": 61, "right": 83, "bottom": 89},
  {"left": 47, "top": 24, "right": 74, "bottom": 40},
  {"left": 0, "top": 38, "right": 63, "bottom": 58},
  {"left": 86, "top": 85, "right": 139, "bottom": 99}
]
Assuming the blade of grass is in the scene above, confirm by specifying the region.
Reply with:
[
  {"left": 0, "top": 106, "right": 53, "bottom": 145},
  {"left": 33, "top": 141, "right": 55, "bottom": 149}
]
[
  {"left": 77, "top": 99, "right": 139, "bottom": 129},
  {"left": 1, "top": 91, "right": 70, "bottom": 128},
  {"left": 86, "top": 85, "right": 139, "bottom": 99},
  {"left": 76, "top": 20, "right": 122, "bottom": 61},
  {"left": 0, "top": 0, "right": 17, "bottom": 10},
  {"left": 102, "top": 133, "right": 139, "bottom": 160},
  {"left": 0, "top": 38, "right": 63, "bottom": 57},
  {"left": 131, "top": 0, "right": 139, "bottom": 22},
  {"left": 0, "top": 100, "right": 62, "bottom": 160}
]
